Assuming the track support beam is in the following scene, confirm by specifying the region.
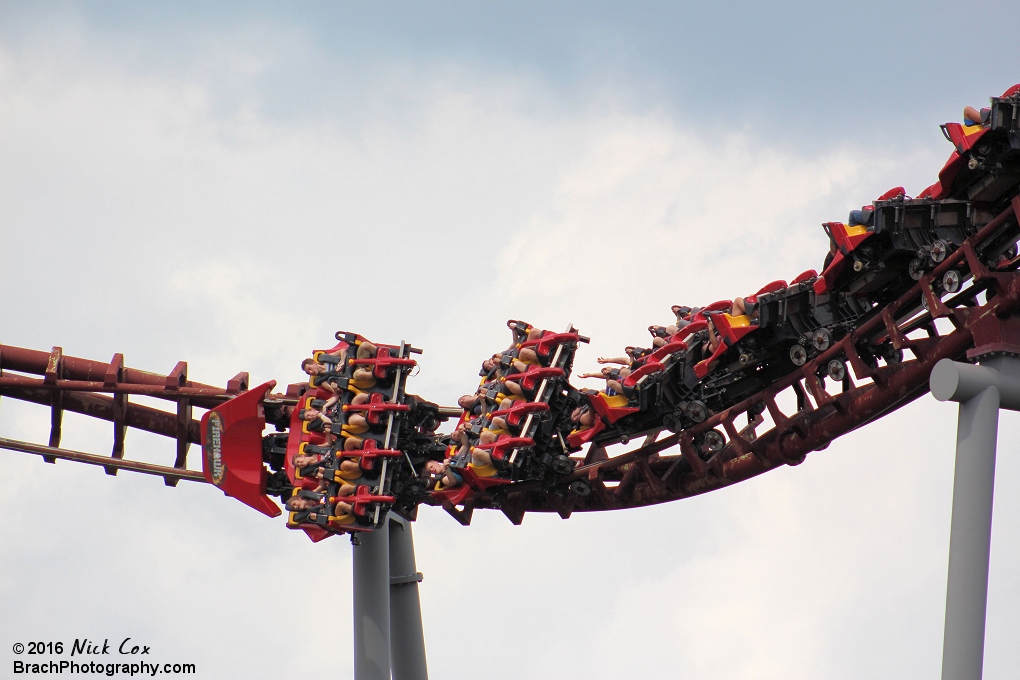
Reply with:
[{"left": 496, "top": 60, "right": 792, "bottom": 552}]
[
  {"left": 389, "top": 514, "right": 428, "bottom": 680},
  {"left": 352, "top": 513, "right": 428, "bottom": 680},
  {"left": 931, "top": 355, "right": 1020, "bottom": 680}
]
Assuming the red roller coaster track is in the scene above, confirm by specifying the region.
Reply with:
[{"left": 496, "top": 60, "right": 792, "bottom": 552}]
[{"left": 2, "top": 103, "right": 1020, "bottom": 534}]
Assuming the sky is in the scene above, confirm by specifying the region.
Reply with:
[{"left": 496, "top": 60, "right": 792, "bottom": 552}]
[{"left": 0, "top": 1, "right": 1018, "bottom": 678}]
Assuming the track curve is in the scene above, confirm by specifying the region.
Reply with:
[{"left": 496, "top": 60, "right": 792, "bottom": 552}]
[{"left": 2, "top": 88, "right": 1020, "bottom": 538}]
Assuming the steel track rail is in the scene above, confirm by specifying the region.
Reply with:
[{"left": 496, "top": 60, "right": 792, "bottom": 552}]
[
  {"left": 0, "top": 436, "right": 207, "bottom": 483},
  {"left": 0, "top": 342, "right": 464, "bottom": 490}
]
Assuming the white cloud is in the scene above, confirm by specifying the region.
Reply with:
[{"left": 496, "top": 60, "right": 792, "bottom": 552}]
[{"left": 1, "top": 18, "right": 1017, "bottom": 680}]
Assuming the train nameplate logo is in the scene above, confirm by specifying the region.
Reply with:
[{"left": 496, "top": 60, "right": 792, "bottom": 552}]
[{"left": 206, "top": 412, "right": 226, "bottom": 486}]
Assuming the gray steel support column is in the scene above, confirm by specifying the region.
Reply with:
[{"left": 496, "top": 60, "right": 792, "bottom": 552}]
[
  {"left": 930, "top": 356, "right": 1020, "bottom": 680},
  {"left": 353, "top": 518, "right": 391, "bottom": 680},
  {"left": 388, "top": 514, "right": 428, "bottom": 680},
  {"left": 941, "top": 385, "right": 999, "bottom": 680}
]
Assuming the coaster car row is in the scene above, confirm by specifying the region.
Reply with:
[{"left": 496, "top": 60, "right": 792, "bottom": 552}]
[
  {"left": 426, "top": 320, "right": 589, "bottom": 507},
  {"left": 283, "top": 333, "right": 420, "bottom": 539},
  {"left": 205, "top": 331, "right": 449, "bottom": 541}
]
